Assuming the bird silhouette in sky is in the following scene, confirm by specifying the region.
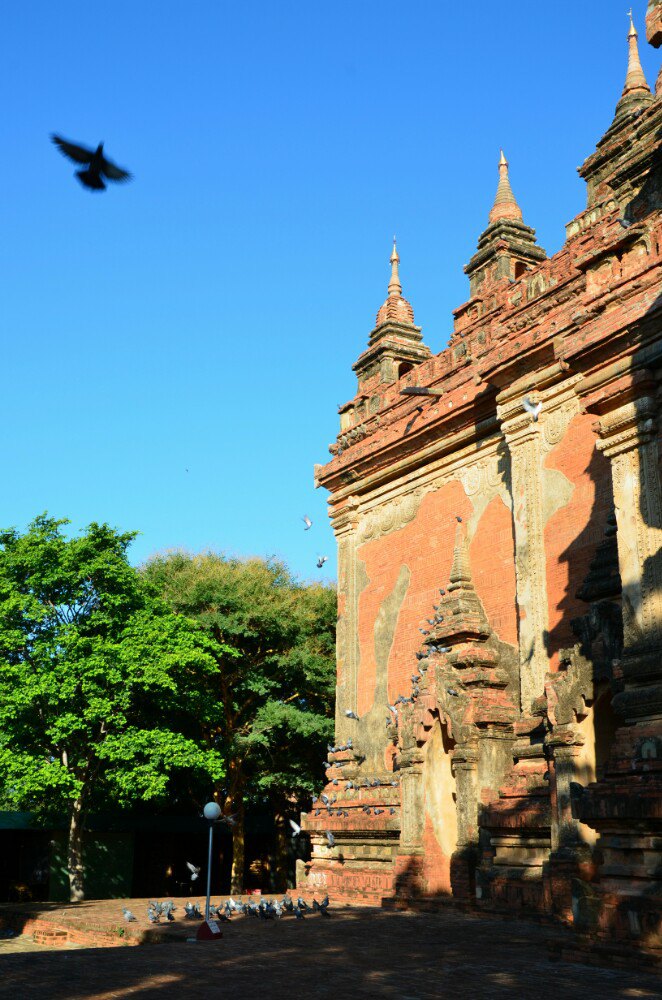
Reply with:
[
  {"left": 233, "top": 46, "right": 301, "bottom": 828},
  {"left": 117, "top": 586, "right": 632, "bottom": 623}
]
[{"left": 51, "top": 134, "right": 132, "bottom": 191}]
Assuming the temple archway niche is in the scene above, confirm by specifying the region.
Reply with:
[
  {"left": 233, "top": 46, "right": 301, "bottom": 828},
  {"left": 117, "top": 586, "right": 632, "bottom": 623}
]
[
  {"left": 574, "top": 685, "right": 619, "bottom": 846},
  {"left": 422, "top": 718, "right": 458, "bottom": 893}
]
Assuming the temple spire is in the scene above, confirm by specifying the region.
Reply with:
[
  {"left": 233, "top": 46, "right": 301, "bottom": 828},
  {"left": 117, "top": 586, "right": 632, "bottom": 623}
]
[
  {"left": 373, "top": 239, "right": 416, "bottom": 327},
  {"left": 615, "top": 11, "right": 652, "bottom": 116},
  {"left": 387, "top": 237, "right": 402, "bottom": 297},
  {"left": 488, "top": 150, "right": 523, "bottom": 224},
  {"left": 448, "top": 523, "right": 474, "bottom": 593},
  {"left": 352, "top": 238, "right": 430, "bottom": 388}
]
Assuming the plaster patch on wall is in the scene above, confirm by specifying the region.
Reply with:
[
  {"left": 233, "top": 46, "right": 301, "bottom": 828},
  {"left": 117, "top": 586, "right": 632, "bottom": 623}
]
[
  {"left": 542, "top": 468, "right": 574, "bottom": 526},
  {"left": 424, "top": 720, "right": 458, "bottom": 861},
  {"left": 460, "top": 448, "right": 513, "bottom": 543},
  {"left": 360, "top": 563, "right": 411, "bottom": 768}
]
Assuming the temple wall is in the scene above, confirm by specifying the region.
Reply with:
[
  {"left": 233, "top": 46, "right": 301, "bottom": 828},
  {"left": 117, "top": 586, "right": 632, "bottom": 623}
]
[
  {"left": 302, "top": 7, "right": 662, "bottom": 961},
  {"left": 543, "top": 412, "right": 614, "bottom": 667}
]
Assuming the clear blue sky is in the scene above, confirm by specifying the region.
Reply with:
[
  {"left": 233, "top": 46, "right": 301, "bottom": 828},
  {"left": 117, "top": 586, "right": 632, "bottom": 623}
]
[{"left": 1, "top": 2, "right": 659, "bottom": 581}]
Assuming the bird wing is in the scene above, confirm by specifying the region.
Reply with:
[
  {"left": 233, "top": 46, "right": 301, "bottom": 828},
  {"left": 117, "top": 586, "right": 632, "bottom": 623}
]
[
  {"left": 101, "top": 156, "right": 132, "bottom": 182},
  {"left": 185, "top": 861, "right": 199, "bottom": 874},
  {"left": 51, "top": 135, "right": 94, "bottom": 164}
]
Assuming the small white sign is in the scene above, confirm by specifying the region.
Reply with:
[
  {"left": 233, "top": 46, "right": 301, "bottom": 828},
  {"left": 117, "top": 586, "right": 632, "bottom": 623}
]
[{"left": 207, "top": 919, "right": 221, "bottom": 934}]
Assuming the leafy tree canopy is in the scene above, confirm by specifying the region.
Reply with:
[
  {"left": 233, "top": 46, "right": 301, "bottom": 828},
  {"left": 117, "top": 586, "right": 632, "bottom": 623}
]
[
  {"left": 0, "top": 515, "right": 225, "bottom": 825},
  {"left": 144, "top": 552, "right": 336, "bottom": 802}
]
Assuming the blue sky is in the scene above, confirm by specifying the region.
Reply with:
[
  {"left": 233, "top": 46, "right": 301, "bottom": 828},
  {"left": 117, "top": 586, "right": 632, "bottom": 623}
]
[{"left": 1, "top": 2, "right": 659, "bottom": 581}]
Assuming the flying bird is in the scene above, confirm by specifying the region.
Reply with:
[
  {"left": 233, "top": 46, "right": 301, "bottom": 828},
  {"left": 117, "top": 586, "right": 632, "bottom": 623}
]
[
  {"left": 51, "top": 134, "right": 132, "bottom": 191},
  {"left": 303, "top": 515, "right": 313, "bottom": 530},
  {"left": 325, "top": 831, "right": 335, "bottom": 847},
  {"left": 219, "top": 812, "right": 238, "bottom": 827},
  {"left": 522, "top": 397, "right": 542, "bottom": 421},
  {"left": 186, "top": 861, "right": 201, "bottom": 881},
  {"left": 317, "top": 556, "right": 328, "bottom": 569},
  {"left": 289, "top": 819, "right": 301, "bottom": 837}
]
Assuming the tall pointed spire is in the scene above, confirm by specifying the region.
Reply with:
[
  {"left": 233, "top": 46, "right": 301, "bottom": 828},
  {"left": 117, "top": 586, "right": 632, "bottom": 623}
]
[
  {"left": 489, "top": 150, "right": 523, "bottom": 224},
  {"left": 375, "top": 238, "right": 415, "bottom": 327},
  {"left": 352, "top": 239, "right": 430, "bottom": 388},
  {"left": 387, "top": 237, "right": 402, "bottom": 297},
  {"left": 464, "top": 151, "right": 546, "bottom": 295},
  {"left": 615, "top": 11, "right": 653, "bottom": 117}
]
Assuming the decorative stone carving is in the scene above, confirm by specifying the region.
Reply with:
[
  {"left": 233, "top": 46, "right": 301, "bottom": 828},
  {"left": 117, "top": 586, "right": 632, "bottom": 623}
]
[{"left": 358, "top": 489, "right": 424, "bottom": 543}]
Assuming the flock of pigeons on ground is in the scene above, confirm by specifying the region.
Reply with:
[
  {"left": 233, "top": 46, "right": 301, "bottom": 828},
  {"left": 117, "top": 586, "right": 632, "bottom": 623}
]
[{"left": 122, "top": 895, "right": 330, "bottom": 925}]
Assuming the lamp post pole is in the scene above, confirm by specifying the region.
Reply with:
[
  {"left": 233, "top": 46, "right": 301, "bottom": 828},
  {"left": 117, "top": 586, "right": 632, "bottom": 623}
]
[{"left": 203, "top": 801, "right": 222, "bottom": 921}]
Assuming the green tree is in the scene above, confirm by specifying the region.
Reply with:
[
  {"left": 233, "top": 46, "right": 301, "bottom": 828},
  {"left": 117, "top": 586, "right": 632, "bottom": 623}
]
[
  {"left": 0, "top": 515, "right": 225, "bottom": 901},
  {"left": 144, "top": 552, "right": 336, "bottom": 892}
]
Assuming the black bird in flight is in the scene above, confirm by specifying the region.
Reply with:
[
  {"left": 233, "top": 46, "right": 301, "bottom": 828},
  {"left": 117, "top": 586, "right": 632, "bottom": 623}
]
[{"left": 51, "top": 134, "right": 132, "bottom": 191}]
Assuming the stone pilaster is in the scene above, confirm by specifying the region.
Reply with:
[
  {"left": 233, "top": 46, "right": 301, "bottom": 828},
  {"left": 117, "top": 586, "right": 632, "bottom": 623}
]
[
  {"left": 577, "top": 376, "right": 662, "bottom": 948},
  {"left": 397, "top": 750, "right": 426, "bottom": 854},
  {"left": 498, "top": 375, "right": 582, "bottom": 712},
  {"left": 450, "top": 742, "right": 480, "bottom": 901},
  {"left": 332, "top": 496, "right": 363, "bottom": 742},
  {"left": 595, "top": 394, "right": 662, "bottom": 712},
  {"left": 498, "top": 400, "right": 550, "bottom": 711}
]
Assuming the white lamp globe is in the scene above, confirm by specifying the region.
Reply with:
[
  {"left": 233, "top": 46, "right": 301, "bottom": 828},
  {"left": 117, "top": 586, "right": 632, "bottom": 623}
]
[{"left": 203, "top": 801, "right": 222, "bottom": 822}]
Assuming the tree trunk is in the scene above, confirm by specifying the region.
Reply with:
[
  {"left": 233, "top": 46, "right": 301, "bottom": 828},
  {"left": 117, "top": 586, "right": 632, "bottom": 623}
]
[
  {"left": 273, "top": 807, "right": 289, "bottom": 892},
  {"left": 67, "top": 797, "right": 85, "bottom": 902},
  {"left": 228, "top": 797, "right": 245, "bottom": 894}
]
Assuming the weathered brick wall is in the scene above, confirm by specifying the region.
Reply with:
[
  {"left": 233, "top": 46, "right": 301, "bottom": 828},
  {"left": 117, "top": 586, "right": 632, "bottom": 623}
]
[
  {"left": 543, "top": 412, "right": 614, "bottom": 668},
  {"left": 304, "top": 9, "right": 662, "bottom": 956}
]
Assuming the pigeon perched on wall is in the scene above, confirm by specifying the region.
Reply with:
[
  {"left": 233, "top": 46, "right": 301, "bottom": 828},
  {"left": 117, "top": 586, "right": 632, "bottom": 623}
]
[{"left": 51, "top": 134, "right": 132, "bottom": 190}]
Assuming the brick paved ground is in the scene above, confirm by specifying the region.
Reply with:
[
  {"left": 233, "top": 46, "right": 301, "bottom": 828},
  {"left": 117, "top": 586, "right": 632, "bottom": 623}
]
[{"left": 0, "top": 902, "right": 660, "bottom": 1000}]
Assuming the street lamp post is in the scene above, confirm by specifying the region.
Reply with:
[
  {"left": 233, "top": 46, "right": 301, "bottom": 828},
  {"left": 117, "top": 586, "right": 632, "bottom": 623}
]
[{"left": 203, "top": 801, "right": 222, "bottom": 921}]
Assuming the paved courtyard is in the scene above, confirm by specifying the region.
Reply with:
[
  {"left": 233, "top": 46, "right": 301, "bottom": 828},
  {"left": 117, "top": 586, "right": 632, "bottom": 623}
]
[{"left": 0, "top": 903, "right": 660, "bottom": 1000}]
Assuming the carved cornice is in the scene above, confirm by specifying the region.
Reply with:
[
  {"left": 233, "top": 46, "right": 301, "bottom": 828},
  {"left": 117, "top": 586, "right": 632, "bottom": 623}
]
[{"left": 595, "top": 395, "right": 658, "bottom": 458}]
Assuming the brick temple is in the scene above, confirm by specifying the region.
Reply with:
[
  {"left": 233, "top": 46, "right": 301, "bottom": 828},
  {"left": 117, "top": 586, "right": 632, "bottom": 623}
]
[{"left": 299, "top": 4, "right": 662, "bottom": 956}]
